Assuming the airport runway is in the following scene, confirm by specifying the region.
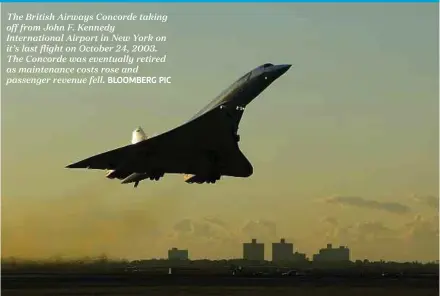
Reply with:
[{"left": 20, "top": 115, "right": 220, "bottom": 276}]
[{"left": 2, "top": 273, "right": 438, "bottom": 294}]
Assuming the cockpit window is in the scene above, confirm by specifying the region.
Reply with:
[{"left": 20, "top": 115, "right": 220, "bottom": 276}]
[{"left": 263, "top": 63, "right": 273, "bottom": 68}]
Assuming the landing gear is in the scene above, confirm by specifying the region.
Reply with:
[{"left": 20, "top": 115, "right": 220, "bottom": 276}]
[
  {"left": 148, "top": 170, "right": 164, "bottom": 181},
  {"left": 206, "top": 173, "right": 221, "bottom": 184},
  {"left": 134, "top": 181, "right": 139, "bottom": 188},
  {"left": 186, "top": 174, "right": 221, "bottom": 184},
  {"left": 205, "top": 151, "right": 221, "bottom": 184},
  {"left": 184, "top": 151, "right": 222, "bottom": 184}
]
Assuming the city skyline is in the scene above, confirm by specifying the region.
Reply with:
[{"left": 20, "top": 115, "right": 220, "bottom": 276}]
[
  {"left": 2, "top": 3, "right": 438, "bottom": 262},
  {"left": 242, "top": 238, "right": 349, "bottom": 262}
]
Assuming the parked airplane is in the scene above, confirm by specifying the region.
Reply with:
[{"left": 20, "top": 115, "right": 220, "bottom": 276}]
[{"left": 66, "top": 63, "right": 291, "bottom": 187}]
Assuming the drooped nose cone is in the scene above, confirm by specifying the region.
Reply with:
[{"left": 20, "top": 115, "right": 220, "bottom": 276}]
[
  {"left": 273, "top": 64, "right": 292, "bottom": 76},
  {"left": 264, "top": 64, "right": 292, "bottom": 81}
]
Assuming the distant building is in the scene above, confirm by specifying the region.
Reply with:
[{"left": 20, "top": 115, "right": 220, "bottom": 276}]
[
  {"left": 291, "top": 251, "right": 308, "bottom": 262},
  {"left": 243, "top": 239, "right": 264, "bottom": 261},
  {"left": 168, "top": 248, "right": 189, "bottom": 260},
  {"left": 272, "top": 238, "right": 294, "bottom": 262},
  {"left": 313, "top": 243, "right": 350, "bottom": 262}
]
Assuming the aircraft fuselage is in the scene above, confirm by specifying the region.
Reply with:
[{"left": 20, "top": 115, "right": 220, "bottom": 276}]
[{"left": 66, "top": 63, "right": 291, "bottom": 188}]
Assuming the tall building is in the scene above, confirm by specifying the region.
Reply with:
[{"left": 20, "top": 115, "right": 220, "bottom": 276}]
[
  {"left": 243, "top": 239, "right": 264, "bottom": 261},
  {"left": 313, "top": 243, "right": 350, "bottom": 262},
  {"left": 272, "top": 238, "right": 294, "bottom": 262},
  {"left": 168, "top": 247, "right": 189, "bottom": 260}
]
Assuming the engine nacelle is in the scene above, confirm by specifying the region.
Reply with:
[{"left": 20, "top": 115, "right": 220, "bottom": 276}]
[
  {"left": 106, "top": 170, "right": 116, "bottom": 179},
  {"left": 184, "top": 174, "right": 194, "bottom": 182},
  {"left": 122, "top": 173, "right": 149, "bottom": 184}
]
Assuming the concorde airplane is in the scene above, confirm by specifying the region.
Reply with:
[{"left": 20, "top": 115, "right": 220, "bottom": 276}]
[{"left": 66, "top": 63, "right": 291, "bottom": 188}]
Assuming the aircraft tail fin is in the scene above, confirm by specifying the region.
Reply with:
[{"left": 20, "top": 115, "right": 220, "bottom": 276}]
[
  {"left": 132, "top": 127, "right": 148, "bottom": 144},
  {"left": 104, "top": 127, "right": 147, "bottom": 180}
]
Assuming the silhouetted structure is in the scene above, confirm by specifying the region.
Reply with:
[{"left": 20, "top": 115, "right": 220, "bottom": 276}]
[
  {"left": 313, "top": 243, "right": 350, "bottom": 262},
  {"left": 168, "top": 248, "right": 189, "bottom": 260},
  {"left": 291, "top": 251, "right": 308, "bottom": 262},
  {"left": 271, "top": 238, "right": 308, "bottom": 262},
  {"left": 65, "top": 63, "right": 291, "bottom": 188},
  {"left": 272, "top": 238, "right": 293, "bottom": 262},
  {"left": 243, "top": 239, "right": 264, "bottom": 261}
]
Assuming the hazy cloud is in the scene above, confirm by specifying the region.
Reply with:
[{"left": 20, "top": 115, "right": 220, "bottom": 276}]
[
  {"left": 315, "top": 214, "right": 438, "bottom": 262},
  {"left": 241, "top": 219, "right": 277, "bottom": 240},
  {"left": 203, "top": 216, "right": 229, "bottom": 229},
  {"left": 398, "top": 214, "right": 439, "bottom": 262},
  {"left": 354, "top": 221, "right": 393, "bottom": 243},
  {"left": 322, "top": 216, "right": 338, "bottom": 226},
  {"left": 171, "top": 217, "right": 238, "bottom": 243},
  {"left": 169, "top": 218, "right": 283, "bottom": 259},
  {"left": 403, "top": 214, "right": 439, "bottom": 241},
  {"left": 413, "top": 195, "right": 439, "bottom": 210},
  {"left": 170, "top": 217, "right": 243, "bottom": 259},
  {"left": 325, "top": 196, "right": 411, "bottom": 214},
  {"left": 173, "top": 218, "right": 193, "bottom": 234}
]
